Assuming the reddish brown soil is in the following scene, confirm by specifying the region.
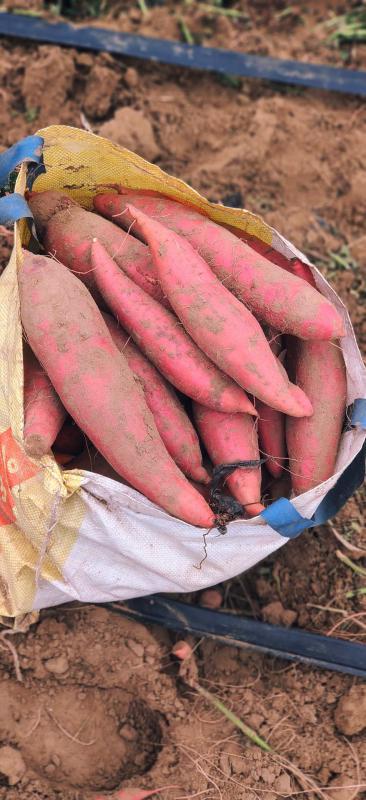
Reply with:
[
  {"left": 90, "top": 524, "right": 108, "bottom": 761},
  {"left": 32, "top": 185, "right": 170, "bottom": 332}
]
[{"left": 0, "top": 3, "right": 365, "bottom": 798}]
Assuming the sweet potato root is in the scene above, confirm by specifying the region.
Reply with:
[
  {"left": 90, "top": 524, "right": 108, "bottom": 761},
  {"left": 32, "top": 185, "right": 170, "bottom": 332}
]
[
  {"left": 27, "top": 189, "right": 167, "bottom": 306},
  {"left": 94, "top": 192, "right": 344, "bottom": 340},
  {"left": 125, "top": 205, "right": 313, "bottom": 418},
  {"left": 103, "top": 312, "right": 209, "bottom": 483},
  {"left": 90, "top": 239, "right": 256, "bottom": 415},
  {"left": 286, "top": 338, "right": 346, "bottom": 494},
  {"left": 19, "top": 251, "right": 215, "bottom": 527},
  {"left": 23, "top": 344, "right": 66, "bottom": 457},
  {"left": 193, "top": 403, "right": 264, "bottom": 516}
]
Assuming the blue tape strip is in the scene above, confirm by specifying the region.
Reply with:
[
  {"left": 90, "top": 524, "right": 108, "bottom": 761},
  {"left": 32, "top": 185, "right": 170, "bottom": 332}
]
[
  {"left": 0, "top": 193, "right": 33, "bottom": 226},
  {"left": 261, "top": 440, "right": 366, "bottom": 538},
  {"left": 261, "top": 498, "right": 314, "bottom": 539},
  {"left": 0, "top": 135, "right": 43, "bottom": 188},
  {"left": 351, "top": 398, "right": 366, "bottom": 429}
]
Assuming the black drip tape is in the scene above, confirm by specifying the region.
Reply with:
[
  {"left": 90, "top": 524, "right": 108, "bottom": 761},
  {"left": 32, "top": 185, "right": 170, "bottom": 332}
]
[
  {"left": 105, "top": 596, "right": 366, "bottom": 678},
  {"left": 0, "top": 13, "right": 366, "bottom": 96}
]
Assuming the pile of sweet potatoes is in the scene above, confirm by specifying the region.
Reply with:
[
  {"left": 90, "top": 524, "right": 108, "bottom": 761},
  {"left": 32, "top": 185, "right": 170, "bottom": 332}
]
[{"left": 19, "top": 187, "right": 347, "bottom": 527}]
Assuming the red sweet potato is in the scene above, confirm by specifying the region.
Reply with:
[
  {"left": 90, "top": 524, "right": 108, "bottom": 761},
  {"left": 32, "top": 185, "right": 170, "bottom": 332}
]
[
  {"left": 90, "top": 239, "right": 256, "bottom": 415},
  {"left": 257, "top": 401, "right": 286, "bottom": 479},
  {"left": 19, "top": 251, "right": 215, "bottom": 527},
  {"left": 23, "top": 344, "right": 67, "bottom": 457},
  {"left": 124, "top": 205, "right": 313, "bottom": 418},
  {"left": 256, "top": 331, "right": 286, "bottom": 478},
  {"left": 27, "top": 190, "right": 167, "bottom": 306},
  {"left": 286, "top": 338, "right": 346, "bottom": 494},
  {"left": 193, "top": 404, "right": 265, "bottom": 516},
  {"left": 223, "top": 225, "right": 317, "bottom": 288},
  {"left": 102, "top": 312, "right": 209, "bottom": 483},
  {"left": 94, "top": 192, "right": 344, "bottom": 340}
]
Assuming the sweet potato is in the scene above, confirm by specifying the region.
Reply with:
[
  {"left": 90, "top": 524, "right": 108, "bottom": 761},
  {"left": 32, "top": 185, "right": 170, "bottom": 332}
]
[
  {"left": 94, "top": 192, "right": 344, "bottom": 340},
  {"left": 286, "top": 338, "right": 346, "bottom": 493},
  {"left": 124, "top": 205, "right": 313, "bottom": 418},
  {"left": 102, "top": 312, "right": 209, "bottom": 483},
  {"left": 27, "top": 190, "right": 167, "bottom": 306},
  {"left": 256, "top": 331, "right": 286, "bottom": 478},
  {"left": 23, "top": 344, "right": 67, "bottom": 457},
  {"left": 90, "top": 239, "right": 255, "bottom": 415},
  {"left": 257, "top": 402, "right": 286, "bottom": 479},
  {"left": 19, "top": 251, "right": 215, "bottom": 527},
  {"left": 193, "top": 404, "right": 265, "bottom": 516},
  {"left": 223, "top": 225, "right": 317, "bottom": 288}
]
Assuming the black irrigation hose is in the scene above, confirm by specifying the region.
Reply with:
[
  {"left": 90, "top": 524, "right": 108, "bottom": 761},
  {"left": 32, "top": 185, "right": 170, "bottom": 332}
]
[
  {"left": 106, "top": 596, "right": 366, "bottom": 678},
  {"left": 1, "top": 13, "right": 366, "bottom": 96}
]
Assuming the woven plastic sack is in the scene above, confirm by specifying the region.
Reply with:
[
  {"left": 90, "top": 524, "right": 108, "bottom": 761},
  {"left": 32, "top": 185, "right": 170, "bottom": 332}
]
[{"left": 0, "top": 125, "right": 364, "bottom": 618}]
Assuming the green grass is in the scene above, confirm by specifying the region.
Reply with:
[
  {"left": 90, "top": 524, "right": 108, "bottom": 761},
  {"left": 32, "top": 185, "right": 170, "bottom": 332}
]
[
  {"left": 24, "top": 107, "right": 39, "bottom": 123},
  {"left": 336, "top": 550, "right": 366, "bottom": 578},
  {"left": 324, "top": 7, "right": 366, "bottom": 44},
  {"left": 1, "top": 169, "right": 18, "bottom": 195},
  {"left": 178, "top": 16, "right": 195, "bottom": 45}
]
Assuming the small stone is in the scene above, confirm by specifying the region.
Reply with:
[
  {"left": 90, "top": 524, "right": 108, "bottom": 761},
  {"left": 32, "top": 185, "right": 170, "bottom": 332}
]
[
  {"left": 0, "top": 746, "right": 26, "bottom": 786},
  {"left": 44, "top": 763, "right": 56, "bottom": 776},
  {"left": 119, "top": 724, "right": 137, "bottom": 741},
  {"left": 129, "top": 7, "right": 141, "bottom": 21},
  {"left": 33, "top": 661, "right": 47, "bottom": 680},
  {"left": 124, "top": 67, "right": 139, "bottom": 88},
  {"left": 76, "top": 52, "right": 94, "bottom": 68},
  {"left": 126, "top": 639, "right": 144, "bottom": 658},
  {"left": 200, "top": 589, "right": 223, "bottom": 609},
  {"left": 172, "top": 640, "right": 192, "bottom": 661},
  {"left": 261, "top": 601, "right": 297, "bottom": 627},
  {"left": 44, "top": 655, "right": 69, "bottom": 675},
  {"left": 51, "top": 754, "right": 61, "bottom": 767},
  {"left": 260, "top": 767, "right": 277, "bottom": 785},
  {"left": 334, "top": 686, "right": 366, "bottom": 735},
  {"left": 327, "top": 775, "right": 359, "bottom": 800},
  {"left": 274, "top": 773, "right": 293, "bottom": 796}
]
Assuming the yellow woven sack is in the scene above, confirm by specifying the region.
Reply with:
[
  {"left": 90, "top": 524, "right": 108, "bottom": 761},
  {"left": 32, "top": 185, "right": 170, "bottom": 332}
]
[{"left": 0, "top": 125, "right": 364, "bottom": 618}]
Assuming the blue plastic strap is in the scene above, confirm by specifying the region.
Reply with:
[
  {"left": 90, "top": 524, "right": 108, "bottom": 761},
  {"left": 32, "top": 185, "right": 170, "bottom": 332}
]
[
  {"left": 0, "top": 135, "right": 43, "bottom": 188},
  {"left": 261, "top": 439, "right": 366, "bottom": 538},
  {"left": 351, "top": 398, "right": 366, "bottom": 429},
  {"left": 0, "top": 193, "right": 33, "bottom": 226}
]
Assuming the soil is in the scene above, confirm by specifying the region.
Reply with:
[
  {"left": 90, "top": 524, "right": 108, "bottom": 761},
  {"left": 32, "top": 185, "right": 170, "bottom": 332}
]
[{"left": 0, "top": 2, "right": 365, "bottom": 798}]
